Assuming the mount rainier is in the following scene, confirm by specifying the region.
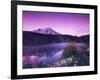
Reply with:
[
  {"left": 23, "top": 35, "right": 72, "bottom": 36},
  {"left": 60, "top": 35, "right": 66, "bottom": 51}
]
[{"left": 33, "top": 27, "right": 60, "bottom": 35}]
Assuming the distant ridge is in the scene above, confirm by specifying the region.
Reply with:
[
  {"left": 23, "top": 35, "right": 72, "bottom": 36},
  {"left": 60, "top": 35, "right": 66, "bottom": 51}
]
[{"left": 23, "top": 31, "right": 89, "bottom": 46}]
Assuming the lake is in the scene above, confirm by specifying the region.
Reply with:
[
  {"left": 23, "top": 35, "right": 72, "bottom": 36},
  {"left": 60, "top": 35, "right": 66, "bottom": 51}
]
[{"left": 23, "top": 42, "right": 89, "bottom": 68}]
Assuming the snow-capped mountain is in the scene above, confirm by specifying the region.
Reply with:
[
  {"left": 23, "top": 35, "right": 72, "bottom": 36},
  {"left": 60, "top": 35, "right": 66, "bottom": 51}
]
[{"left": 33, "top": 27, "right": 60, "bottom": 35}]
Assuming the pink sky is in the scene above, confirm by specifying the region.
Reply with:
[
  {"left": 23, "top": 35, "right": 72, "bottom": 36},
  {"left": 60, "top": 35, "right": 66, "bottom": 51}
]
[{"left": 23, "top": 11, "right": 90, "bottom": 36}]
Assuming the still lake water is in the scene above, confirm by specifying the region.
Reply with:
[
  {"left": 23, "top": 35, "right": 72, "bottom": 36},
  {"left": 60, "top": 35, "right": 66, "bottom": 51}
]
[
  {"left": 23, "top": 43, "right": 86, "bottom": 56},
  {"left": 23, "top": 43, "right": 89, "bottom": 68}
]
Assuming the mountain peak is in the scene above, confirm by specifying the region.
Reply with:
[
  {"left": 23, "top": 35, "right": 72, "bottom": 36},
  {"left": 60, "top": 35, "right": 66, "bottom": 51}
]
[{"left": 33, "top": 27, "right": 60, "bottom": 35}]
